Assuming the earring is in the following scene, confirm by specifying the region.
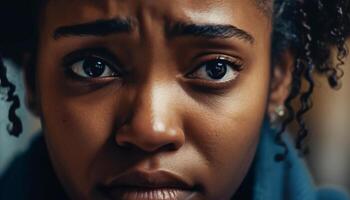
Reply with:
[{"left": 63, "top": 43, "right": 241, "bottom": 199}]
[
  {"left": 275, "top": 105, "right": 285, "bottom": 118},
  {"left": 269, "top": 105, "right": 285, "bottom": 125}
]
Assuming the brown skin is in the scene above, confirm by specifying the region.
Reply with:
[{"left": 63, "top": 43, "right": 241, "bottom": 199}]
[{"left": 25, "top": 0, "right": 290, "bottom": 199}]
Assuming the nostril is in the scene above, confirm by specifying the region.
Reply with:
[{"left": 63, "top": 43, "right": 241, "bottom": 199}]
[
  {"left": 115, "top": 133, "right": 183, "bottom": 153},
  {"left": 161, "top": 143, "right": 179, "bottom": 151},
  {"left": 116, "top": 140, "right": 134, "bottom": 150}
]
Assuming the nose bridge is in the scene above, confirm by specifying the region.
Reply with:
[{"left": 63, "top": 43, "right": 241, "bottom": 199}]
[
  {"left": 115, "top": 79, "right": 185, "bottom": 152},
  {"left": 135, "top": 81, "right": 174, "bottom": 133}
]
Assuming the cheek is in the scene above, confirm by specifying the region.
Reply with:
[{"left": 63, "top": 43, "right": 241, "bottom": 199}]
[
  {"left": 42, "top": 100, "right": 107, "bottom": 189},
  {"left": 36, "top": 57, "right": 124, "bottom": 196},
  {"left": 186, "top": 63, "right": 270, "bottom": 199}
]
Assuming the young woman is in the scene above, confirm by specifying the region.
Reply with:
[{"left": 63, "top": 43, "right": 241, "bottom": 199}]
[{"left": 0, "top": 0, "right": 349, "bottom": 199}]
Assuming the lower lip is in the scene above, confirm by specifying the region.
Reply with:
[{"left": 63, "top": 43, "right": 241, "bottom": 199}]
[{"left": 106, "top": 187, "right": 196, "bottom": 200}]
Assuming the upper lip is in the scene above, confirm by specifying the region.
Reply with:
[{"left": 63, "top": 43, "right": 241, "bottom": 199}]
[{"left": 103, "top": 170, "right": 194, "bottom": 190}]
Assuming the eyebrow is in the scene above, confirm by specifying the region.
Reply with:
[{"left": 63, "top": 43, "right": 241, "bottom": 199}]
[
  {"left": 53, "top": 18, "right": 255, "bottom": 44},
  {"left": 53, "top": 18, "right": 133, "bottom": 39},
  {"left": 166, "top": 22, "right": 255, "bottom": 44}
]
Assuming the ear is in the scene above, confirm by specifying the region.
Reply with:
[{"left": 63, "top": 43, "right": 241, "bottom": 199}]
[
  {"left": 268, "top": 50, "right": 294, "bottom": 119},
  {"left": 22, "top": 53, "right": 40, "bottom": 117}
]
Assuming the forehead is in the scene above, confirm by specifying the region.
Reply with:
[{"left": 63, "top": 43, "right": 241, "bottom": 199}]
[
  {"left": 42, "top": 0, "right": 270, "bottom": 26},
  {"left": 255, "top": 0, "right": 273, "bottom": 15},
  {"left": 43, "top": 0, "right": 270, "bottom": 16}
]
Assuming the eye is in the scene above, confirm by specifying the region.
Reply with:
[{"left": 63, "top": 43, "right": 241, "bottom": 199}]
[
  {"left": 69, "top": 56, "right": 119, "bottom": 78},
  {"left": 188, "top": 57, "right": 243, "bottom": 83}
]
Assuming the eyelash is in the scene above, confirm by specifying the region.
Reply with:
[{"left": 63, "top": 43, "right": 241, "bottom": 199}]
[
  {"left": 62, "top": 48, "right": 123, "bottom": 81},
  {"left": 189, "top": 56, "right": 243, "bottom": 76},
  {"left": 184, "top": 55, "right": 244, "bottom": 89},
  {"left": 61, "top": 48, "right": 244, "bottom": 91}
]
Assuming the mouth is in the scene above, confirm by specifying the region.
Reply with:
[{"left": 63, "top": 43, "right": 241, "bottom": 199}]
[{"left": 99, "top": 170, "right": 198, "bottom": 200}]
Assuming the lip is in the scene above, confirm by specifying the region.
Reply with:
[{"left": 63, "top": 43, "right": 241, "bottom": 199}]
[{"left": 100, "top": 170, "right": 197, "bottom": 200}]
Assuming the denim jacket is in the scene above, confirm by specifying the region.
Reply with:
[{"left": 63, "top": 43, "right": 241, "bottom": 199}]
[{"left": 251, "top": 121, "right": 349, "bottom": 200}]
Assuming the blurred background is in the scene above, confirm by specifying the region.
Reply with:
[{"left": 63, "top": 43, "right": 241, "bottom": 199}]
[
  {"left": 0, "top": 59, "right": 41, "bottom": 176},
  {"left": 0, "top": 42, "right": 349, "bottom": 190},
  {"left": 304, "top": 42, "right": 350, "bottom": 191}
]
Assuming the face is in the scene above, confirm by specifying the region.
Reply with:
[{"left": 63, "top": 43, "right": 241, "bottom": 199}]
[{"left": 31, "top": 0, "right": 272, "bottom": 199}]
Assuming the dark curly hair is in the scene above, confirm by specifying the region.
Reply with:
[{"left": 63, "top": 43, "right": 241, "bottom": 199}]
[
  {"left": 272, "top": 0, "right": 350, "bottom": 160},
  {"left": 0, "top": 0, "right": 349, "bottom": 160}
]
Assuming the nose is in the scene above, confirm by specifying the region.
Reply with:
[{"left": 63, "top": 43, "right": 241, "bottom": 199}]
[{"left": 115, "top": 82, "right": 185, "bottom": 152}]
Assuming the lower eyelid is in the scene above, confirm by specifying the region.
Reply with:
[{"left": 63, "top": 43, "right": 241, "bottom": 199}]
[{"left": 181, "top": 78, "right": 239, "bottom": 94}]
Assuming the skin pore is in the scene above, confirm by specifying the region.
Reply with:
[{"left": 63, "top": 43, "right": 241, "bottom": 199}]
[{"left": 25, "top": 0, "right": 288, "bottom": 199}]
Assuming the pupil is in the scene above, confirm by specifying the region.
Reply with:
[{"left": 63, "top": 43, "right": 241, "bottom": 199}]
[
  {"left": 83, "top": 57, "right": 106, "bottom": 77},
  {"left": 206, "top": 61, "right": 227, "bottom": 79}
]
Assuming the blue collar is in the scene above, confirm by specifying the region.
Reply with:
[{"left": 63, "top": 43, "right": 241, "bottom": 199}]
[{"left": 252, "top": 121, "right": 349, "bottom": 200}]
